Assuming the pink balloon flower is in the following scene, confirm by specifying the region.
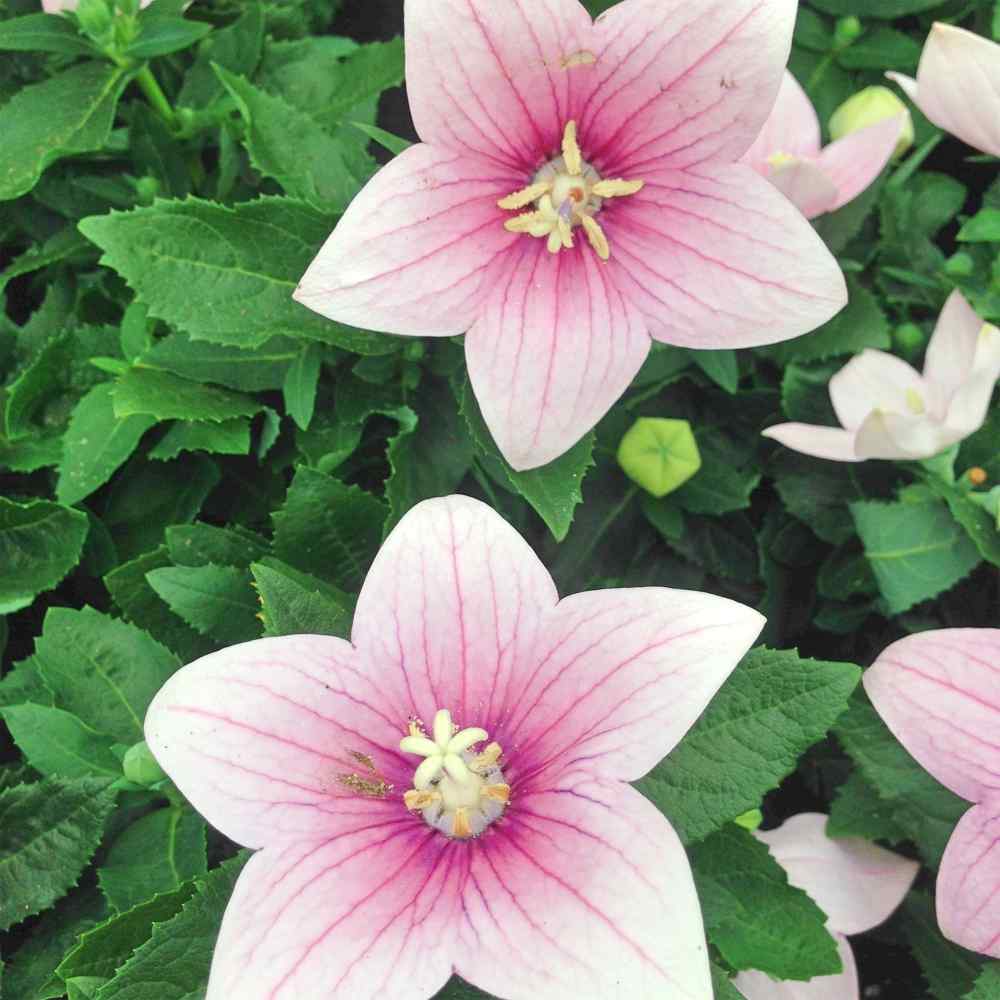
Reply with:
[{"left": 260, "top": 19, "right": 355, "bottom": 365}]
[
  {"left": 145, "top": 495, "right": 765, "bottom": 1000},
  {"left": 733, "top": 814, "right": 917, "bottom": 1000},
  {"left": 762, "top": 289, "right": 1000, "bottom": 461},
  {"left": 293, "top": 0, "right": 847, "bottom": 472},
  {"left": 888, "top": 24, "right": 1000, "bottom": 159},
  {"left": 742, "top": 72, "right": 907, "bottom": 219},
  {"left": 42, "top": 0, "right": 155, "bottom": 9},
  {"left": 865, "top": 629, "right": 1000, "bottom": 958}
]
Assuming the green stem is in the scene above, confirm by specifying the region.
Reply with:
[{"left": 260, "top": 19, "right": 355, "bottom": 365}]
[
  {"left": 135, "top": 64, "right": 177, "bottom": 127},
  {"left": 806, "top": 53, "right": 835, "bottom": 94}
]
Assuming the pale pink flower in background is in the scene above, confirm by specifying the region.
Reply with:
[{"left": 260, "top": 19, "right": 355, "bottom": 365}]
[
  {"left": 145, "top": 495, "right": 765, "bottom": 1000},
  {"left": 294, "top": 0, "right": 847, "bottom": 471},
  {"left": 888, "top": 24, "right": 1000, "bottom": 158},
  {"left": 742, "top": 72, "right": 907, "bottom": 219},
  {"left": 762, "top": 289, "right": 1000, "bottom": 461},
  {"left": 865, "top": 629, "right": 1000, "bottom": 958},
  {"left": 42, "top": 0, "right": 155, "bottom": 10},
  {"left": 733, "top": 813, "right": 917, "bottom": 1000}
]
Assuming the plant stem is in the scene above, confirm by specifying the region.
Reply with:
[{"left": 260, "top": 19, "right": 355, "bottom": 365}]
[{"left": 135, "top": 65, "right": 177, "bottom": 127}]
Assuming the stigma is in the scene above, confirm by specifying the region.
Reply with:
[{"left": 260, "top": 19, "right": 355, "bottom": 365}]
[
  {"left": 497, "top": 121, "right": 644, "bottom": 262},
  {"left": 399, "top": 709, "right": 509, "bottom": 840}
]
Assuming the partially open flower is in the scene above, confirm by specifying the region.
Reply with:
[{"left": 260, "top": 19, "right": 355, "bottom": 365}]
[
  {"left": 742, "top": 72, "right": 908, "bottom": 219},
  {"left": 762, "top": 290, "right": 1000, "bottom": 462},
  {"left": 145, "top": 495, "right": 765, "bottom": 1000}
]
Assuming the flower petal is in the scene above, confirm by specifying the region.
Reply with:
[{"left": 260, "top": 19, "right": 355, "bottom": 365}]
[
  {"left": 743, "top": 71, "right": 823, "bottom": 165},
  {"left": 762, "top": 159, "right": 839, "bottom": 220},
  {"left": 921, "top": 290, "right": 984, "bottom": 397},
  {"left": 854, "top": 409, "right": 955, "bottom": 461},
  {"left": 403, "top": 0, "right": 596, "bottom": 171},
  {"left": 351, "top": 495, "right": 559, "bottom": 736},
  {"left": 145, "top": 635, "right": 409, "bottom": 848},
  {"left": 761, "top": 423, "right": 862, "bottom": 462},
  {"left": 294, "top": 143, "right": 519, "bottom": 337},
  {"left": 756, "top": 813, "right": 918, "bottom": 935},
  {"left": 464, "top": 240, "right": 650, "bottom": 471},
  {"left": 945, "top": 369, "right": 999, "bottom": 438},
  {"left": 456, "top": 774, "right": 712, "bottom": 999},
  {"left": 864, "top": 628, "right": 1000, "bottom": 804},
  {"left": 734, "top": 933, "right": 859, "bottom": 1000},
  {"left": 503, "top": 587, "right": 763, "bottom": 785},
  {"left": 892, "top": 24, "right": 1000, "bottom": 158},
  {"left": 828, "top": 349, "right": 926, "bottom": 429},
  {"left": 936, "top": 798, "right": 1000, "bottom": 958},
  {"left": 582, "top": 0, "right": 796, "bottom": 173},
  {"left": 207, "top": 817, "right": 459, "bottom": 1000},
  {"left": 602, "top": 162, "right": 847, "bottom": 349},
  {"left": 818, "top": 116, "right": 904, "bottom": 212}
]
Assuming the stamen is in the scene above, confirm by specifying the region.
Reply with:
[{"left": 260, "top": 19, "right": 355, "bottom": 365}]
[
  {"left": 581, "top": 214, "right": 610, "bottom": 261},
  {"left": 482, "top": 783, "right": 510, "bottom": 803},
  {"left": 504, "top": 212, "right": 550, "bottom": 237},
  {"left": 404, "top": 789, "right": 440, "bottom": 810},
  {"left": 562, "top": 120, "right": 583, "bottom": 177},
  {"left": 905, "top": 388, "right": 925, "bottom": 415},
  {"left": 473, "top": 742, "right": 502, "bottom": 772},
  {"left": 591, "top": 178, "right": 645, "bottom": 198},
  {"left": 498, "top": 181, "right": 553, "bottom": 210},
  {"left": 453, "top": 808, "right": 473, "bottom": 839},
  {"left": 767, "top": 151, "right": 798, "bottom": 170}
]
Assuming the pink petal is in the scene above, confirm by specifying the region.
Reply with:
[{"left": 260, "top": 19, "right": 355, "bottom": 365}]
[
  {"left": 819, "top": 116, "right": 904, "bottom": 212},
  {"left": 936, "top": 798, "right": 1000, "bottom": 958},
  {"left": 144, "top": 635, "right": 410, "bottom": 848},
  {"left": 206, "top": 816, "right": 459, "bottom": 1000},
  {"left": 829, "top": 350, "right": 927, "bottom": 429},
  {"left": 761, "top": 423, "right": 862, "bottom": 462},
  {"left": 922, "top": 290, "right": 984, "bottom": 398},
  {"left": 402, "top": 0, "right": 596, "bottom": 172},
  {"left": 734, "top": 933, "right": 859, "bottom": 1000},
  {"left": 602, "top": 162, "right": 847, "bottom": 349},
  {"left": 464, "top": 240, "right": 650, "bottom": 471},
  {"left": 350, "top": 495, "right": 559, "bottom": 737},
  {"left": 945, "top": 369, "right": 1000, "bottom": 438},
  {"left": 892, "top": 24, "right": 1000, "bottom": 158},
  {"left": 581, "top": 0, "right": 797, "bottom": 173},
  {"left": 756, "top": 813, "right": 918, "bottom": 935},
  {"left": 293, "top": 143, "right": 520, "bottom": 337},
  {"left": 763, "top": 159, "right": 839, "bottom": 220},
  {"left": 504, "top": 587, "right": 764, "bottom": 786},
  {"left": 863, "top": 628, "right": 1000, "bottom": 804},
  {"left": 743, "top": 71, "right": 823, "bottom": 166},
  {"left": 456, "top": 773, "right": 712, "bottom": 999}
]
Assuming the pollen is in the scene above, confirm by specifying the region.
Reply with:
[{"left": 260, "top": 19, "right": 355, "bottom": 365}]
[
  {"left": 767, "top": 151, "right": 799, "bottom": 170},
  {"left": 905, "top": 388, "right": 926, "bottom": 415},
  {"left": 496, "top": 120, "right": 644, "bottom": 262}
]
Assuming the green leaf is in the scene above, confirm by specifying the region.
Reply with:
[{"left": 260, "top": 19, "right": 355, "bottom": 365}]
[
  {"left": 148, "top": 418, "right": 251, "bottom": 460},
  {"left": 691, "top": 824, "right": 841, "bottom": 979},
  {"left": 282, "top": 343, "right": 322, "bottom": 431},
  {"left": 78, "top": 197, "right": 395, "bottom": 354},
  {"left": 57, "top": 384, "right": 158, "bottom": 507},
  {"left": 0, "top": 13, "right": 96, "bottom": 55},
  {"left": 99, "top": 809, "right": 206, "bottom": 913},
  {"left": 837, "top": 27, "right": 921, "bottom": 71},
  {"left": 0, "top": 777, "right": 117, "bottom": 932},
  {"left": 252, "top": 558, "right": 353, "bottom": 638},
  {"left": 639, "top": 647, "right": 860, "bottom": 844},
  {"left": 0, "top": 705, "right": 120, "bottom": 780},
  {"left": 5, "top": 331, "right": 75, "bottom": 439},
  {"left": 966, "top": 963, "right": 1000, "bottom": 999},
  {"left": 215, "top": 65, "right": 375, "bottom": 213},
  {"left": 0, "top": 497, "right": 88, "bottom": 614},
  {"left": 113, "top": 368, "right": 261, "bottom": 423},
  {"left": 0, "top": 63, "right": 129, "bottom": 202},
  {"left": 351, "top": 121, "right": 412, "bottom": 155},
  {"left": 0, "top": 226, "right": 95, "bottom": 296},
  {"left": 166, "top": 523, "right": 269, "bottom": 569},
  {"left": 124, "top": 17, "right": 212, "bottom": 59},
  {"left": 460, "top": 380, "right": 594, "bottom": 542},
  {"left": 146, "top": 564, "right": 262, "bottom": 646},
  {"left": 902, "top": 891, "right": 983, "bottom": 999},
  {"left": 827, "top": 769, "right": 908, "bottom": 844},
  {"left": 958, "top": 208, "right": 1000, "bottom": 243},
  {"left": 178, "top": 1, "right": 264, "bottom": 108},
  {"left": 272, "top": 467, "right": 385, "bottom": 592},
  {"left": 920, "top": 474, "right": 1000, "bottom": 568},
  {"left": 852, "top": 495, "right": 981, "bottom": 613},
  {"left": 689, "top": 348, "right": 739, "bottom": 393},
  {"left": 95, "top": 854, "right": 247, "bottom": 1000},
  {"left": 807, "top": 0, "right": 948, "bottom": 18},
  {"left": 671, "top": 426, "right": 760, "bottom": 516},
  {"left": 130, "top": 104, "right": 190, "bottom": 200},
  {"left": 32, "top": 606, "right": 179, "bottom": 745},
  {"left": 432, "top": 978, "right": 493, "bottom": 1000}
]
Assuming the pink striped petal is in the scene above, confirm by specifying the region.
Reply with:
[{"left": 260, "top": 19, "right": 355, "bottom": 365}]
[
  {"left": 829, "top": 350, "right": 927, "bottom": 429},
  {"left": 293, "top": 144, "right": 519, "bottom": 337},
  {"left": 756, "top": 813, "right": 918, "bottom": 935},
  {"left": 936, "top": 798, "right": 1000, "bottom": 958},
  {"left": 743, "top": 71, "right": 823, "bottom": 166},
  {"left": 761, "top": 423, "right": 862, "bottom": 462},
  {"left": 863, "top": 629, "right": 1000, "bottom": 804},
  {"left": 206, "top": 817, "right": 459, "bottom": 1000},
  {"left": 889, "top": 24, "right": 1000, "bottom": 158},
  {"left": 602, "top": 162, "right": 847, "bottom": 349},
  {"left": 734, "top": 933, "right": 858, "bottom": 1000},
  {"left": 457, "top": 773, "right": 712, "bottom": 999},
  {"left": 403, "top": 0, "right": 595, "bottom": 172},
  {"left": 581, "top": 0, "right": 796, "bottom": 174},
  {"left": 924, "top": 291, "right": 989, "bottom": 397},
  {"left": 764, "top": 159, "right": 839, "bottom": 220},
  {"left": 145, "top": 635, "right": 410, "bottom": 848},
  {"left": 819, "top": 116, "right": 904, "bottom": 212},
  {"left": 350, "top": 496, "right": 559, "bottom": 736},
  {"left": 464, "top": 240, "right": 650, "bottom": 471},
  {"left": 504, "top": 588, "right": 764, "bottom": 786}
]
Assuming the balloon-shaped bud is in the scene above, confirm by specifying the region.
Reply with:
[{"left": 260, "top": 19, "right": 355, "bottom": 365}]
[
  {"left": 617, "top": 418, "right": 701, "bottom": 499},
  {"left": 123, "top": 740, "right": 167, "bottom": 786},
  {"left": 829, "top": 86, "right": 914, "bottom": 158},
  {"left": 833, "top": 16, "right": 862, "bottom": 49},
  {"left": 892, "top": 321, "right": 928, "bottom": 362}
]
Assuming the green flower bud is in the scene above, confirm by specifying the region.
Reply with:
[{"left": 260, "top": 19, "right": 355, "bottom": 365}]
[
  {"left": 122, "top": 740, "right": 167, "bottom": 786},
  {"left": 75, "top": 0, "right": 114, "bottom": 39},
  {"left": 617, "top": 418, "right": 701, "bottom": 499},
  {"left": 829, "top": 86, "right": 914, "bottom": 159},
  {"left": 833, "top": 16, "right": 862, "bottom": 49},
  {"left": 892, "top": 322, "right": 928, "bottom": 360},
  {"left": 135, "top": 176, "right": 160, "bottom": 205},
  {"left": 734, "top": 808, "right": 764, "bottom": 832},
  {"left": 404, "top": 341, "right": 426, "bottom": 362}
]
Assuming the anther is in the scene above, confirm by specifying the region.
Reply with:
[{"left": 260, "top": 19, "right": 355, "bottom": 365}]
[
  {"left": 453, "top": 808, "right": 473, "bottom": 839},
  {"left": 591, "top": 178, "right": 645, "bottom": 198},
  {"left": 473, "top": 743, "right": 502, "bottom": 772},
  {"left": 404, "top": 789, "right": 441, "bottom": 810},
  {"left": 482, "top": 783, "right": 510, "bottom": 804},
  {"left": 581, "top": 214, "right": 610, "bottom": 261},
  {"left": 498, "top": 181, "right": 553, "bottom": 211},
  {"left": 562, "top": 120, "right": 583, "bottom": 176}
]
